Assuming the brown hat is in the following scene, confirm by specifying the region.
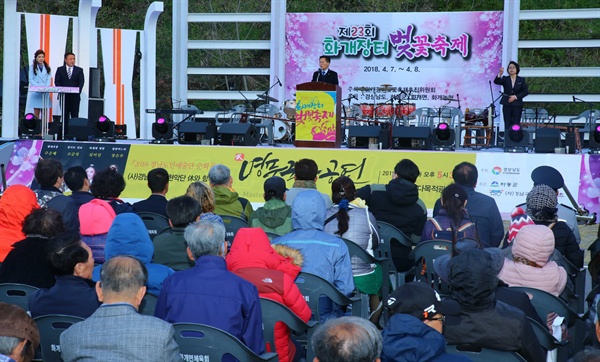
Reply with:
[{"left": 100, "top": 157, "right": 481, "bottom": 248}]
[{"left": 0, "top": 303, "right": 40, "bottom": 348}]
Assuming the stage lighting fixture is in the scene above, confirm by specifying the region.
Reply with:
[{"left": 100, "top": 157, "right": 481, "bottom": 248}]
[
  {"left": 19, "top": 113, "right": 42, "bottom": 139},
  {"left": 590, "top": 124, "right": 600, "bottom": 154},
  {"left": 504, "top": 124, "right": 528, "bottom": 153},
  {"left": 115, "top": 124, "right": 128, "bottom": 140},
  {"left": 94, "top": 115, "right": 116, "bottom": 142},
  {"left": 432, "top": 122, "right": 455, "bottom": 151},
  {"left": 151, "top": 117, "right": 174, "bottom": 144}
]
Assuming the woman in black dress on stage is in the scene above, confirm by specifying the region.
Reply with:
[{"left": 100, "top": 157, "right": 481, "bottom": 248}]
[{"left": 494, "top": 61, "right": 529, "bottom": 131}]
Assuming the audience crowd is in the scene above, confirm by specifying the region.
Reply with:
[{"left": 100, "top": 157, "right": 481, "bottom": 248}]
[{"left": 0, "top": 159, "right": 594, "bottom": 362}]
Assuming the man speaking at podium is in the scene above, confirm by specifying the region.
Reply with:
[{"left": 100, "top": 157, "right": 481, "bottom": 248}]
[
  {"left": 55, "top": 52, "right": 85, "bottom": 135},
  {"left": 312, "top": 55, "right": 339, "bottom": 85}
]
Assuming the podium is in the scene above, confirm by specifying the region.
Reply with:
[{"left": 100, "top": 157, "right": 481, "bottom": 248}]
[
  {"left": 29, "top": 86, "right": 79, "bottom": 139},
  {"left": 294, "top": 82, "right": 342, "bottom": 148}
]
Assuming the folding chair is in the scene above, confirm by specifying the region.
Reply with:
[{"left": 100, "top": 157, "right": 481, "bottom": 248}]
[
  {"left": 34, "top": 314, "right": 84, "bottom": 362},
  {"left": 137, "top": 212, "right": 170, "bottom": 240},
  {"left": 219, "top": 216, "right": 249, "bottom": 244},
  {"left": 0, "top": 283, "right": 39, "bottom": 311}
]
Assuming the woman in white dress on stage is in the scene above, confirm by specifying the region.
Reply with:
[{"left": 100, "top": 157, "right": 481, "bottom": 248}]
[{"left": 28, "top": 49, "right": 52, "bottom": 119}]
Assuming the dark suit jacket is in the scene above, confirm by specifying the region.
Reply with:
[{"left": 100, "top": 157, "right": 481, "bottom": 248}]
[
  {"left": 55, "top": 65, "right": 85, "bottom": 98},
  {"left": 60, "top": 304, "right": 181, "bottom": 362},
  {"left": 133, "top": 194, "right": 169, "bottom": 218},
  {"left": 312, "top": 69, "right": 339, "bottom": 85},
  {"left": 493, "top": 75, "right": 528, "bottom": 106}
]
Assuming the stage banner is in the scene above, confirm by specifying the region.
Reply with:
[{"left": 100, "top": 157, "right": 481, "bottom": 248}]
[
  {"left": 296, "top": 90, "right": 337, "bottom": 141},
  {"left": 122, "top": 145, "right": 474, "bottom": 207},
  {"left": 475, "top": 153, "right": 583, "bottom": 217},
  {"left": 3, "top": 140, "right": 43, "bottom": 189},
  {"left": 100, "top": 28, "right": 137, "bottom": 138},
  {"left": 579, "top": 154, "right": 600, "bottom": 215},
  {"left": 285, "top": 12, "right": 503, "bottom": 111},
  {"left": 24, "top": 14, "right": 70, "bottom": 116}
]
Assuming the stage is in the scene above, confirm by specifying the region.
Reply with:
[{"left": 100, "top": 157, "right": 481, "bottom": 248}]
[{"left": 1, "top": 138, "right": 598, "bottom": 219}]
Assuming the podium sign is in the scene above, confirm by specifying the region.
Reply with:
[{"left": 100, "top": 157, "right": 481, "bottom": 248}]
[{"left": 295, "top": 82, "right": 342, "bottom": 148}]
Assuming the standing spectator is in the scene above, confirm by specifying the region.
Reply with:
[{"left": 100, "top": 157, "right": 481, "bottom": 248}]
[
  {"left": 153, "top": 196, "right": 201, "bottom": 271},
  {"left": 286, "top": 158, "right": 332, "bottom": 208},
  {"left": 64, "top": 166, "right": 94, "bottom": 211},
  {"left": 186, "top": 181, "right": 223, "bottom": 224},
  {"left": 272, "top": 190, "right": 354, "bottom": 321},
  {"left": 227, "top": 228, "right": 311, "bottom": 362},
  {"left": 357, "top": 159, "right": 427, "bottom": 273},
  {"left": 323, "top": 176, "right": 381, "bottom": 320},
  {"left": 32, "top": 158, "right": 79, "bottom": 232},
  {"left": 60, "top": 256, "right": 181, "bottom": 362},
  {"left": 208, "top": 164, "right": 253, "bottom": 221},
  {"left": 0, "top": 185, "right": 39, "bottom": 261},
  {"left": 249, "top": 176, "right": 293, "bottom": 235},
  {"left": 0, "top": 303, "right": 40, "bottom": 362},
  {"left": 155, "top": 220, "right": 265, "bottom": 356},
  {"left": 312, "top": 316, "right": 381, "bottom": 362},
  {"left": 28, "top": 232, "right": 100, "bottom": 318},
  {"left": 133, "top": 168, "right": 170, "bottom": 218},
  {"left": 90, "top": 167, "right": 134, "bottom": 215},
  {"left": 433, "top": 162, "right": 504, "bottom": 247},
  {"left": 0, "top": 209, "right": 65, "bottom": 288}
]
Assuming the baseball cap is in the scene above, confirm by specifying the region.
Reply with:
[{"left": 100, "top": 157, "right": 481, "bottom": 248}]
[
  {"left": 264, "top": 176, "right": 287, "bottom": 198},
  {"left": 0, "top": 302, "right": 40, "bottom": 348},
  {"left": 385, "top": 282, "right": 460, "bottom": 320},
  {"left": 531, "top": 166, "right": 564, "bottom": 190}
]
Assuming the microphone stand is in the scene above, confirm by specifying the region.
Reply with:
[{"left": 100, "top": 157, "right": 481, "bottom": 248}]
[{"left": 573, "top": 96, "right": 597, "bottom": 135}]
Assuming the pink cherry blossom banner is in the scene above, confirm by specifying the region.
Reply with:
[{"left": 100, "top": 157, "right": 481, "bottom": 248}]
[{"left": 285, "top": 12, "right": 504, "bottom": 111}]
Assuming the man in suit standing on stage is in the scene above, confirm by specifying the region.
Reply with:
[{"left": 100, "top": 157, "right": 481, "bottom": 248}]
[
  {"left": 312, "top": 55, "right": 339, "bottom": 85},
  {"left": 55, "top": 52, "right": 85, "bottom": 136}
]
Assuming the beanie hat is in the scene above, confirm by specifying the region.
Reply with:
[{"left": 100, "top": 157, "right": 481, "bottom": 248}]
[
  {"left": 526, "top": 184, "right": 558, "bottom": 224},
  {"left": 79, "top": 199, "right": 116, "bottom": 235},
  {"left": 506, "top": 206, "right": 535, "bottom": 244}
]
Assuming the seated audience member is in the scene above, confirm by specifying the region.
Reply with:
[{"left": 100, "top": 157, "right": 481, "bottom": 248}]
[
  {"left": 32, "top": 158, "right": 79, "bottom": 232},
  {"left": 186, "top": 181, "right": 223, "bottom": 223},
  {"left": 432, "top": 162, "right": 504, "bottom": 247},
  {"left": 311, "top": 316, "right": 382, "bottom": 362},
  {"left": 60, "top": 256, "right": 181, "bottom": 362},
  {"left": 0, "top": 303, "right": 40, "bottom": 362},
  {"left": 226, "top": 227, "right": 311, "bottom": 362},
  {"left": 79, "top": 199, "right": 116, "bottom": 264},
  {"left": 499, "top": 224, "right": 567, "bottom": 297},
  {"left": 208, "top": 164, "right": 253, "bottom": 220},
  {"left": 444, "top": 248, "right": 545, "bottom": 362},
  {"left": 132, "top": 168, "right": 170, "bottom": 218},
  {"left": 153, "top": 196, "right": 201, "bottom": 271},
  {"left": 272, "top": 190, "right": 354, "bottom": 321},
  {"left": 526, "top": 183, "right": 583, "bottom": 268},
  {"left": 64, "top": 166, "right": 94, "bottom": 211},
  {"left": 381, "top": 282, "right": 469, "bottom": 362},
  {"left": 249, "top": 176, "right": 293, "bottom": 235},
  {"left": 0, "top": 209, "right": 65, "bottom": 288},
  {"left": 92, "top": 213, "right": 174, "bottom": 295},
  {"left": 323, "top": 176, "right": 381, "bottom": 321},
  {"left": 89, "top": 167, "right": 134, "bottom": 215},
  {"left": 0, "top": 185, "right": 39, "bottom": 261},
  {"left": 357, "top": 159, "right": 427, "bottom": 274},
  {"left": 155, "top": 220, "right": 265, "bottom": 356},
  {"left": 421, "top": 184, "right": 478, "bottom": 242},
  {"left": 28, "top": 232, "right": 100, "bottom": 318},
  {"left": 286, "top": 158, "right": 332, "bottom": 208}
]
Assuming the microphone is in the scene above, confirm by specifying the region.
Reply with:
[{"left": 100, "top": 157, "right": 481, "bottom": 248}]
[
  {"left": 276, "top": 76, "right": 282, "bottom": 87},
  {"left": 316, "top": 70, "right": 320, "bottom": 82}
]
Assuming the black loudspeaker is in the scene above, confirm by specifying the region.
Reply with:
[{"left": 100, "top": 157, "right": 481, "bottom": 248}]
[
  {"left": 178, "top": 122, "right": 217, "bottom": 144},
  {"left": 565, "top": 133, "right": 577, "bottom": 154},
  {"left": 66, "top": 118, "right": 95, "bottom": 141},
  {"left": 218, "top": 123, "right": 259, "bottom": 146},
  {"left": 88, "top": 98, "right": 104, "bottom": 122},
  {"left": 391, "top": 126, "right": 431, "bottom": 150},
  {"left": 89, "top": 68, "right": 101, "bottom": 98},
  {"left": 535, "top": 128, "right": 561, "bottom": 153},
  {"left": 347, "top": 126, "right": 389, "bottom": 149}
]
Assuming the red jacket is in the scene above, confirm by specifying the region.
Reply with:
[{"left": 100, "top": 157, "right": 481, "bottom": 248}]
[
  {"left": 0, "top": 185, "right": 40, "bottom": 261},
  {"left": 227, "top": 228, "right": 311, "bottom": 362}
]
